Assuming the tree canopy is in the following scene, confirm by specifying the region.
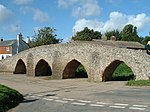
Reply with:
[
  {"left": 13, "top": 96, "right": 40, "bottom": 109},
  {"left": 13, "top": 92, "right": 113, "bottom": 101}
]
[
  {"left": 29, "top": 27, "right": 62, "bottom": 47},
  {"left": 72, "top": 27, "right": 102, "bottom": 41},
  {"left": 120, "top": 24, "right": 140, "bottom": 42}
]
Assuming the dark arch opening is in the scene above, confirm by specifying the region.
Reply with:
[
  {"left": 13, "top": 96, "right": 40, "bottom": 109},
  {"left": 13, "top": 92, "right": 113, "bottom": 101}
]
[
  {"left": 14, "top": 59, "right": 26, "bottom": 74},
  {"left": 102, "top": 60, "right": 135, "bottom": 81},
  {"left": 35, "top": 59, "right": 52, "bottom": 76},
  {"left": 63, "top": 59, "right": 88, "bottom": 79}
]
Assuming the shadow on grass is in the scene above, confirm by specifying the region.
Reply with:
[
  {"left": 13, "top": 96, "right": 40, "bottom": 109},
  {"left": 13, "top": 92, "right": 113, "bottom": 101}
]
[{"left": 112, "top": 74, "right": 135, "bottom": 81}]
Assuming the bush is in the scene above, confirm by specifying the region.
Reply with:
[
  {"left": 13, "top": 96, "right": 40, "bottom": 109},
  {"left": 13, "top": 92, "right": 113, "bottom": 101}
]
[
  {"left": 112, "top": 63, "right": 135, "bottom": 81},
  {"left": 0, "top": 84, "right": 23, "bottom": 112}
]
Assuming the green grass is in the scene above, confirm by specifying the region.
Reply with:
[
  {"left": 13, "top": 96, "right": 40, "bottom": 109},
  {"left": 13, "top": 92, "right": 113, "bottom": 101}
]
[
  {"left": 112, "top": 63, "right": 135, "bottom": 81},
  {"left": 127, "top": 80, "right": 150, "bottom": 86},
  {"left": 0, "top": 84, "right": 23, "bottom": 112}
]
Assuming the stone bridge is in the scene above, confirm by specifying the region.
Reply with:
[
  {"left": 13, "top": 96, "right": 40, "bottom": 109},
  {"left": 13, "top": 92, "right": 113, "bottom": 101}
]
[{"left": 0, "top": 41, "right": 150, "bottom": 82}]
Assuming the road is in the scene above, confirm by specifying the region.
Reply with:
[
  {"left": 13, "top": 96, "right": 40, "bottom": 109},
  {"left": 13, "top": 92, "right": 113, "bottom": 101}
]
[{"left": 0, "top": 73, "right": 149, "bottom": 112}]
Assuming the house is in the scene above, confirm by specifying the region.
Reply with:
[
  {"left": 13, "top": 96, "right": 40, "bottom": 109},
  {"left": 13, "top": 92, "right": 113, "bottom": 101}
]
[{"left": 0, "top": 33, "right": 29, "bottom": 60}]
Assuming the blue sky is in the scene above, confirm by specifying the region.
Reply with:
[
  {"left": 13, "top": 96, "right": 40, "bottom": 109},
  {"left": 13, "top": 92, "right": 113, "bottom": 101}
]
[{"left": 0, "top": 0, "right": 150, "bottom": 42}]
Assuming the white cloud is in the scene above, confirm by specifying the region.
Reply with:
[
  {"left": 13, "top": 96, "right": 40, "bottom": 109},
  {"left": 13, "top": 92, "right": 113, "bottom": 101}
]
[
  {"left": 58, "top": 0, "right": 69, "bottom": 8},
  {"left": 33, "top": 9, "right": 49, "bottom": 22},
  {"left": 72, "top": 0, "right": 101, "bottom": 17},
  {"left": 73, "top": 18, "right": 104, "bottom": 33},
  {"left": 58, "top": 0, "right": 101, "bottom": 17},
  {"left": 58, "top": 0, "right": 78, "bottom": 8},
  {"left": 0, "top": 4, "right": 12, "bottom": 24},
  {"left": 21, "top": 7, "right": 49, "bottom": 23},
  {"left": 73, "top": 12, "right": 150, "bottom": 34},
  {"left": 13, "top": 0, "right": 34, "bottom": 5},
  {"left": 127, "top": 13, "right": 150, "bottom": 30},
  {"left": 62, "top": 37, "right": 72, "bottom": 43}
]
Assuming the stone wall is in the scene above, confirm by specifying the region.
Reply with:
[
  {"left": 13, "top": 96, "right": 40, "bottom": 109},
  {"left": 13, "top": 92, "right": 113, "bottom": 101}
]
[{"left": 0, "top": 41, "right": 150, "bottom": 82}]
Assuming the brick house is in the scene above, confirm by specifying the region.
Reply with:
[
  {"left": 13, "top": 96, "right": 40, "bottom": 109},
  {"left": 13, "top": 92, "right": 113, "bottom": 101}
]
[{"left": 0, "top": 33, "right": 29, "bottom": 60}]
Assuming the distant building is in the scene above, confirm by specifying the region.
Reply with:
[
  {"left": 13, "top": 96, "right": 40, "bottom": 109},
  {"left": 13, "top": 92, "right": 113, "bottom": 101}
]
[{"left": 0, "top": 33, "right": 29, "bottom": 60}]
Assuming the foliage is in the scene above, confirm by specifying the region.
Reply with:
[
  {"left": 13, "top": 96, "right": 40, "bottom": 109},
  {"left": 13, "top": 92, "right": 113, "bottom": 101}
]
[
  {"left": 105, "top": 30, "right": 121, "bottom": 40},
  {"left": 0, "top": 84, "right": 23, "bottom": 112},
  {"left": 120, "top": 24, "right": 140, "bottom": 42},
  {"left": 127, "top": 80, "right": 150, "bottom": 86},
  {"left": 142, "top": 36, "right": 150, "bottom": 45},
  {"left": 72, "top": 27, "right": 102, "bottom": 41},
  {"left": 75, "top": 64, "right": 88, "bottom": 78},
  {"left": 29, "top": 27, "right": 62, "bottom": 47},
  {"left": 112, "top": 63, "right": 135, "bottom": 81}
]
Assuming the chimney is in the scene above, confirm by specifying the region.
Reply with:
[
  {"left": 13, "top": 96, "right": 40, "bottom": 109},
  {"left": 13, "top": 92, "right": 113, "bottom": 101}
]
[
  {"left": 17, "top": 33, "right": 23, "bottom": 53},
  {"left": 17, "top": 33, "right": 22, "bottom": 43},
  {"left": 0, "top": 38, "right": 3, "bottom": 42}
]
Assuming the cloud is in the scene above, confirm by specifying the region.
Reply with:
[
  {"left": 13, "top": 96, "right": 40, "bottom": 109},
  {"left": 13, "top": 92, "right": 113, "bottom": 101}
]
[
  {"left": 73, "top": 12, "right": 150, "bottom": 34},
  {"left": 73, "top": 18, "right": 104, "bottom": 33},
  {"left": 0, "top": 4, "right": 12, "bottom": 24},
  {"left": 21, "top": 7, "right": 49, "bottom": 23},
  {"left": 58, "top": 0, "right": 101, "bottom": 17},
  {"left": 13, "top": 0, "right": 34, "bottom": 5},
  {"left": 58, "top": 0, "right": 78, "bottom": 8},
  {"left": 62, "top": 37, "right": 71, "bottom": 43},
  {"left": 127, "top": 13, "right": 150, "bottom": 30},
  {"left": 33, "top": 9, "right": 49, "bottom": 22},
  {"left": 72, "top": 0, "right": 101, "bottom": 17}
]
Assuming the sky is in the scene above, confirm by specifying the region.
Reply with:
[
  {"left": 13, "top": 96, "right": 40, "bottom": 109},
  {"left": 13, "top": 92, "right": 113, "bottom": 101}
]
[{"left": 0, "top": 0, "right": 150, "bottom": 42}]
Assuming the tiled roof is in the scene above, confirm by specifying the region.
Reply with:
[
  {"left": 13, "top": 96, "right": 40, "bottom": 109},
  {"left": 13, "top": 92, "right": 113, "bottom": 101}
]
[{"left": 0, "top": 40, "right": 16, "bottom": 46}]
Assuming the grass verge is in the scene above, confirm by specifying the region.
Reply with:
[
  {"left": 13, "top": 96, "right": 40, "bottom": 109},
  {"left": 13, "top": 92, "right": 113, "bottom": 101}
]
[
  {"left": 0, "top": 84, "right": 23, "bottom": 112},
  {"left": 127, "top": 80, "right": 150, "bottom": 86}
]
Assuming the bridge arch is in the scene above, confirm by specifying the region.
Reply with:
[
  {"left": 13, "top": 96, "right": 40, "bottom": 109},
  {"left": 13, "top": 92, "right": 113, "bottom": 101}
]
[
  {"left": 102, "top": 60, "right": 134, "bottom": 81},
  {"left": 14, "top": 59, "right": 26, "bottom": 74},
  {"left": 62, "top": 59, "right": 88, "bottom": 79},
  {"left": 35, "top": 59, "right": 52, "bottom": 76}
]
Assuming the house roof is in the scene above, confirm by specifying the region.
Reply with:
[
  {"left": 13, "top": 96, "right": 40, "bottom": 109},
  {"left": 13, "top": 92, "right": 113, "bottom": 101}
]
[
  {"left": 92, "top": 39, "right": 145, "bottom": 49},
  {"left": 0, "top": 40, "right": 16, "bottom": 46}
]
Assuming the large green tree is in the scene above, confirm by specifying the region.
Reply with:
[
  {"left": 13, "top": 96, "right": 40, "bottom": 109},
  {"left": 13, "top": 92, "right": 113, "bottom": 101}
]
[
  {"left": 120, "top": 24, "right": 140, "bottom": 42},
  {"left": 72, "top": 27, "right": 102, "bottom": 41},
  {"left": 29, "top": 27, "right": 62, "bottom": 47}
]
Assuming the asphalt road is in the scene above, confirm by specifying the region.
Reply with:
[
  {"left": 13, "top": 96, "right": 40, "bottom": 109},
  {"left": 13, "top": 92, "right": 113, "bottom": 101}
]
[{"left": 0, "top": 73, "right": 149, "bottom": 112}]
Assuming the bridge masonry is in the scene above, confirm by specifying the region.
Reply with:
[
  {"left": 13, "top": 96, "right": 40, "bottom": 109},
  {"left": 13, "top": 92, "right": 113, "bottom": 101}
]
[{"left": 0, "top": 41, "right": 150, "bottom": 82}]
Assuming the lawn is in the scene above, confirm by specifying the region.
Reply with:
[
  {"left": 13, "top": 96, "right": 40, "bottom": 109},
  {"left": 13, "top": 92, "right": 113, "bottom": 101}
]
[
  {"left": 127, "top": 80, "right": 150, "bottom": 86},
  {"left": 0, "top": 84, "right": 23, "bottom": 112}
]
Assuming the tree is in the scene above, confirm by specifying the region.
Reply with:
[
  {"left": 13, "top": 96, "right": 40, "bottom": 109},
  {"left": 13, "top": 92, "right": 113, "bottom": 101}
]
[
  {"left": 30, "top": 27, "right": 62, "bottom": 47},
  {"left": 72, "top": 27, "right": 102, "bottom": 41},
  {"left": 120, "top": 24, "right": 140, "bottom": 42},
  {"left": 105, "top": 30, "right": 121, "bottom": 40},
  {"left": 142, "top": 36, "right": 150, "bottom": 45}
]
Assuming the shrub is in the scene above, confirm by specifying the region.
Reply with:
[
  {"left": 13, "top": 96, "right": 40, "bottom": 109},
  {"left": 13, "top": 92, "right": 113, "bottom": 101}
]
[{"left": 0, "top": 84, "right": 23, "bottom": 112}]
